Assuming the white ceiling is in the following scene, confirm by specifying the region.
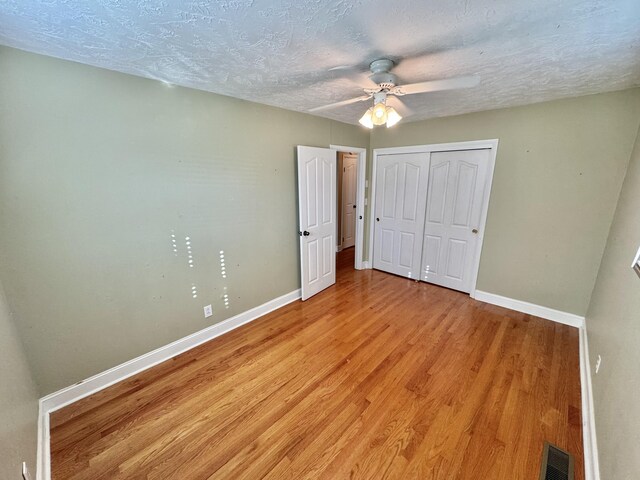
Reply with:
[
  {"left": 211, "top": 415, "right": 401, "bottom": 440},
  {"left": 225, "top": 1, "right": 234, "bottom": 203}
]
[{"left": 1, "top": 0, "right": 639, "bottom": 124}]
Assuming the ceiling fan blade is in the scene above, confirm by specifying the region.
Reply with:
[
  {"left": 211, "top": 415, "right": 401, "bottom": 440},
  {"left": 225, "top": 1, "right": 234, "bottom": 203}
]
[
  {"left": 393, "top": 76, "right": 480, "bottom": 96},
  {"left": 328, "top": 64, "right": 357, "bottom": 72},
  {"left": 386, "top": 96, "right": 413, "bottom": 118},
  {"left": 309, "top": 95, "right": 371, "bottom": 113}
]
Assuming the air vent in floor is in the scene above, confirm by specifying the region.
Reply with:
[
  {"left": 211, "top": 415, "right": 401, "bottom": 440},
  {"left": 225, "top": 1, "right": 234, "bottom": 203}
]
[{"left": 539, "top": 442, "right": 574, "bottom": 480}]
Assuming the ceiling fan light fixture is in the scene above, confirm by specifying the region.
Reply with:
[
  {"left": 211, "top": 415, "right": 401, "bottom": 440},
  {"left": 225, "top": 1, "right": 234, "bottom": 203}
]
[
  {"left": 359, "top": 108, "right": 374, "bottom": 129},
  {"left": 311, "top": 58, "right": 480, "bottom": 129},
  {"left": 359, "top": 103, "right": 402, "bottom": 129},
  {"left": 385, "top": 107, "right": 402, "bottom": 128}
]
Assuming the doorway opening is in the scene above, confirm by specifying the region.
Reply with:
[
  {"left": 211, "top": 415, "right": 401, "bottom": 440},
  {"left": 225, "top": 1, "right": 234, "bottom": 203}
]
[
  {"left": 331, "top": 145, "right": 367, "bottom": 272},
  {"left": 296, "top": 145, "right": 367, "bottom": 301},
  {"left": 337, "top": 152, "right": 358, "bottom": 252}
]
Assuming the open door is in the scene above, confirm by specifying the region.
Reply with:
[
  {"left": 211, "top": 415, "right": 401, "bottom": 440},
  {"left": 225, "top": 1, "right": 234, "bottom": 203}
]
[{"left": 297, "top": 146, "right": 337, "bottom": 301}]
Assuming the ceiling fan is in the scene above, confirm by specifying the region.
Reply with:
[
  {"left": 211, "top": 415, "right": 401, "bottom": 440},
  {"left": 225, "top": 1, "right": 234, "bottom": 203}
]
[{"left": 309, "top": 58, "right": 480, "bottom": 128}]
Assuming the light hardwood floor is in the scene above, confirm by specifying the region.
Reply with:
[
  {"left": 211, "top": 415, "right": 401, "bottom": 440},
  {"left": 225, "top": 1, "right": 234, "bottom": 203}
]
[{"left": 51, "top": 247, "right": 583, "bottom": 479}]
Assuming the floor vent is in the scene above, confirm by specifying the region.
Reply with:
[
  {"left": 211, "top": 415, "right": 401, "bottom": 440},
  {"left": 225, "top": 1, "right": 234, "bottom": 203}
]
[{"left": 539, "top": 442, "right": 574, "bottom": 480}]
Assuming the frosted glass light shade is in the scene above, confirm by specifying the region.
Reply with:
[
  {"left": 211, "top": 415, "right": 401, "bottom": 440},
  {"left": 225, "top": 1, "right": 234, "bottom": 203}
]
[
  {"left": 358, "top": 108, "right": 374, "bottom": 129},
  {"left": 385, "top": 107, "right": 402, "bottom": 127},
  {"left": 359, "top": 103, "right": 403, "bottom": 128},
  {"left": 371, "top": 102, "right": 387, "bottom": 125}
]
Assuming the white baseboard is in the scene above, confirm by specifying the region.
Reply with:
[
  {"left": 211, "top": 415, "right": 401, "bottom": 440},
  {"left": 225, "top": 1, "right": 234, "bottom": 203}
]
[
  {"left": 36, "top": 288, "right": 301, "bottom": 480},
  {"left": 474, "top": 290, "right": 597, "bottom": 477},
  {"left": 579, "top": 324, "right": 600, "bottom": 480},
  {"left": 473, "top": 290, "right": 585, "bottom": 328}
]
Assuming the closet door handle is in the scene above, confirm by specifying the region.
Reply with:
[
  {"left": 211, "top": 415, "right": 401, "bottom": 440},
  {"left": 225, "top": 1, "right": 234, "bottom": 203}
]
[{"left": 376, "top": 217, "right": 380, "bottom": 222}]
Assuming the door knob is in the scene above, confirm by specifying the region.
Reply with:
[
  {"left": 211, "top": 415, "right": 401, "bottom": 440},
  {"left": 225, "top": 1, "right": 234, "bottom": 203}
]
[
  {"left": 359, "top": 216, "right": 363, "bottom": 220},
  {"left": 303, "top": 230, "right": 310, "bottom": 236},
  {"left": 472, "top": 228, "right": 478, "bottom": 234},
  {"left": 353, "top": 205, "right": 356, "bottom": 208},
  {"left": 376, "top": 217, "right": 380, "bottom": 222}
]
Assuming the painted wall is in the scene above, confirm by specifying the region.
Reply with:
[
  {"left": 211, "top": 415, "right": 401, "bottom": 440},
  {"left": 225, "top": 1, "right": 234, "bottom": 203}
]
[
  {"left": 1, "top": 42, "right": 639, "bottom": 404},
  {"left": 0, "top": 281, "right": 38, "bottom": 479},
  {"left": 0, "top": 46, "right": 369, "bottom": 394},
  {"left": 585, "top": 123, "right": 640, "bottom": 479},
  {"left": 370, "top": 90, "right": 640, "bottom": 315}
]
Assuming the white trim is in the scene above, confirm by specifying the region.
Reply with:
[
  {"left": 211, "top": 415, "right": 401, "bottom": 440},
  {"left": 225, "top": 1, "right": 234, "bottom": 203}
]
[
  {"left": 331, "top": 145, "right": 367, "bottom": 270},
  {"left": 41, "top": 288, "right": 301, "bottom": 410},
  {"left": 368, "top": 139, "right": 498, "bottom": 297},
  {"left": 473, "top": 290, "right": 585, "bottom": 328},
  {"left": 362, "top": 260, "right": 371, "bottom": 269},
  {"left": 368, "top": 151, "right": 378, "bottom": 270},
  {"left": 579, "top": 324, "right": 600, "bottom": 480},
  {"left": 370, "top": 139, "right": 499, "bottom": 156},
  {"left": 36, "top": 288, "right": 301, "bottom": 480},
  {"left": 36, "top": 401, "right": 48, "bottom": 480},
  {"left": 475, "top": 289, "right": 598, "bottom": 477}
]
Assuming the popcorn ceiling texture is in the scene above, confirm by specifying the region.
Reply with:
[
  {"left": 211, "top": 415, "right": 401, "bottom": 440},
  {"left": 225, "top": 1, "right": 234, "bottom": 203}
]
[{"left": 0, "top": 0, "right": 639, "bottom": 124}]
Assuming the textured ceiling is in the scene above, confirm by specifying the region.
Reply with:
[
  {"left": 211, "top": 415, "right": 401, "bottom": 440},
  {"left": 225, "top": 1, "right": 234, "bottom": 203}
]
[{"left": 1, "top": 0, "right": 639, "bottom": 124}]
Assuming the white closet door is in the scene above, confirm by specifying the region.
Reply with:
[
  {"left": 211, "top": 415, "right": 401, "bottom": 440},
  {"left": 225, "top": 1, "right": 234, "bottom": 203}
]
[
  {"left": 421, "top": 149, "right": 490, "bottom": 292},
  {"left": 373, "top": 153, "right": 430, "bottom": 279},
  {"left": 297, "top": 146, "right": 337, "bottom": 301},
  {"left": 341, "top": 154, "right": 357, "bottom": 249}
]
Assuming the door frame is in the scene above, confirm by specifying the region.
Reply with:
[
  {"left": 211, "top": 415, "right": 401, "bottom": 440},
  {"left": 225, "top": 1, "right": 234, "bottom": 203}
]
[
  {"left": 368, "top": 139, "right": 499, "bottom": 298},
  {"left": 331, "top": 145, "right": 367, "bottom": 270}
]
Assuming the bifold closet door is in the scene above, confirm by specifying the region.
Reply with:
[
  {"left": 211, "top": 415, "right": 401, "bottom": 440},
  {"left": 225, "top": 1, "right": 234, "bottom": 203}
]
[
  {"left": 421, "top": 149, "right": 491, "bottom": 292},
  {"left": 373, "top": 153, "right": 430, "bottom": 279}
]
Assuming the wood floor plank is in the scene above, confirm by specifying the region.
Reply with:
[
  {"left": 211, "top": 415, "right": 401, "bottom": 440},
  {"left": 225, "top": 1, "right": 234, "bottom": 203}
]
[{"left": 51, "top": 247, "right": 584, "bottom": 479}]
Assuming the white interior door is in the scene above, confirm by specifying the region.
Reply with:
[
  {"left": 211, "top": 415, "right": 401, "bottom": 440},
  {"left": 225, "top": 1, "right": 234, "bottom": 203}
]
[
  {"left": 297, "top": 146, "right": 337, "bottom": 301},
  {"left": 421, "top": 149, "right": 491, "bottom": 292},
  {"left": 341, "top": 154, "right": 357, "bottom": 249},
  {"left": 373, "top": 153, "right": 430, "bottom": 279}
]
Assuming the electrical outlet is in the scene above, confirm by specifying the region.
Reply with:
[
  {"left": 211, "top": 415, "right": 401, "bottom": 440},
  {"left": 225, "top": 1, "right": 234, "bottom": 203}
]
[
  {"left": 22, "top": 462, "right": 33, "bottom": 480},
  {"left": 595, "top": 354, "right": 602, "bottom": 374},
  {"left": 203, "top": 304, "right": 213, "bottom": 318}
]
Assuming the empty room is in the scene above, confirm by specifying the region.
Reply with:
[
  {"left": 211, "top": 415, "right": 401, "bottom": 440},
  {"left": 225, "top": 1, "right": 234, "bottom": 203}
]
[{"left": 1, "top": 1, "right": 639, "bottom": 479}]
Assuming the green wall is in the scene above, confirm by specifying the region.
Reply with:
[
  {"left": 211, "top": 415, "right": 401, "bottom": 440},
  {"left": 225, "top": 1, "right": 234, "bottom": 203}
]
[
  {"left": 370, "top": 90, "right": 640, "bottom": 315},
  {"left": 2, "top": 42, "right": 640, "bottom": 410},
  {"left": 585, "top": 123, "right": 640, "bottom": 479},
  {"left": 0, "top": 281, "right": 38, "bottom": 479},
  {"left": 0, "top": 46, "right": 369, "bottom": 394}
]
